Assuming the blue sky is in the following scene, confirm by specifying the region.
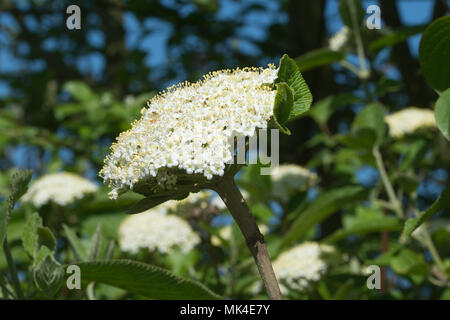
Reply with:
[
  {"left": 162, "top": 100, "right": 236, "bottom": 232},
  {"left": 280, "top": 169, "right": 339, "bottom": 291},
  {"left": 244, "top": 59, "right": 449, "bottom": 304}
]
[{"left": 0, "top": 0, "right": 442, "bottom": 98}]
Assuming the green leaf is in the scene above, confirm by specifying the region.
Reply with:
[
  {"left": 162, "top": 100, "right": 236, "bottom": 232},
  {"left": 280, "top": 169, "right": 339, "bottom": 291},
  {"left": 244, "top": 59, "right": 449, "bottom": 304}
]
[
  {"left": 398, "top": 138, "right": 429, "bottom": 171},
  {"left": 339, "top": 0, "right": 365, "bottom": 28},
  {"left": 22, "top": 213, "right": 56, "bottom": 260},
  {"left": 273, "top": 82, "right": 293, "bottom": 135},
  {"left": 396, "top": 173, "right": 419, "bottom": 194},
  {"left": 390, "top": 249, "right": 428, "bottom": 284},
  {"left": 352, "top": 103, "right": 386, "bottom": 147},
  {"left": 276, "top": 54, "right": 313, "bottom": 121},
  {"left": 63, "top": 81, "right": 96, "bottom": 102},
  {"left": 71, "top": 260, "right": 222, "bottom": 299},
  {"left": 34, "top": 245, "right": 52, "bottom": 267},
  {"left": 37, "top": 227, "right": 57, "bottom": 252},
  {"left": 309, "top": 94, "right": 362, "bottom": 125},
  {"left": 338, "top": 128, "right": 377, "bottom": 150},
  {"left": 63, "top": 224, "right": 87, "bottom": 261},
  {"left": 126, "top": 192, "right": 189, "bottom": 215},
  {"left": 323, "top": 207, "right": 402, "bottom": 243},
  {"left": 88, "top": 223, "right": 103, "bottom": 260},
  {"left": 0, "top": 201, "right": 8, "bottom": 246},
  {"left": 419, "top": 16, "right": 450, "bottom": 92},
  {"left": 332, "top": 279, "right": 354, "bottom": 300},
  {"left": 0, "top": 169, "right": 32, "bottom": 245},
  {"left": 33, "top": 254, "right": 64, "bottom": 298},
  {"left": 282, "top": 186, "right": 368, "bottom": 248},
  {"left": 22, "top": 213, "right": 42, "bottom": 258},
  {"left": 295, "top": 48, "right": 346, "bottom": 72},
  {"left": 375, "top": 78, "right": 403, "bottom": 98},
  {"left": 369, "top": 25, "right": 427, "bottom": 53},
  {"left": 402, "top": 186, "right": 450, "bottom": 239},
  {"left": 435, "top": 88, "right": 450, "bottom": 141},
  {"left": 8, "top": 169, "right": 32, "bottom": 210},
  {"left": 81, "top": 213, "right": 124, "bottom": 240}
]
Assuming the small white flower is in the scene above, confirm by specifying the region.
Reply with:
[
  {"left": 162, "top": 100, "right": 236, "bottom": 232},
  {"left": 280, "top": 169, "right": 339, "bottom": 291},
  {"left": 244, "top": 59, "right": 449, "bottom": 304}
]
[
  {"left": 273, "top": 242, "right": 334, "bottom": 293},
  {"left": 99, "top": 65, "right": 279, "bottom": 199},
  {"left": 385, "top": 107, "right": 436, "bottom": 138},
  {"left": 119, "top": 203, "right": 200, "bottom": 254},
  {"left": 271, "top": 164, "right": 317, "bottom": 202},
  {"left": 329, "top": 26, "right": 350, "bottom": 51},
  {"left": 22, "top": 172, "right": 98, "bottom": 207}
]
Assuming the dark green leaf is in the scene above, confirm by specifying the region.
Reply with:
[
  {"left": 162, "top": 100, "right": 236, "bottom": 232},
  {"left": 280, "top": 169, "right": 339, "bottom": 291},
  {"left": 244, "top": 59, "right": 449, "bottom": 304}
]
[
  {"left": 402, "top": 186, "right": 450, "bottom": 239},
  {"left": 126, "top": 192, "right": 189, "bottom": 214},
  {"left": 352, "top": 103, "right": 386, "bottom": 147},
  {"left": 419, "top": 16, "right": 450, "bottom": 92},
  {"left": 398, "top": 138, "right": 429, "bottom": 171},
  {"left": 323, "top": 207, "right": 402, "bottom": 243},
  {"left": 369, "top": 25, "right": 427, "bottom": 53},
  {"left": 282, "top": 186, "right": 368, "bottom": 248},
  {"left": 339, "top": 0, "right": 365, "bottom": 28},
  {"left": 37, "top": 227, "right": 57, "bottom": 252},
  {"left": 63, "top": 224, "right": 87, "bottom": 261},
  {"left": 332, "top": 279, "right": 354, "bottom": 300},
  {"left": 309, "top": 94, "right": 362, "bottom": 125},
  {"left": 72, "top": 260, "right": 222, "bottom": 299},
  {"left": 295, "top": 48, "right": 345, "bottom": 72},
  {"left": 88, "top": 223, "right": 103, "bottom": 260},
  {"left": 338, "top": 128, "right": 377, "bottom": 150},
  {"left": 273, "top": 82, "right": 293, "bottom": 135},
  {"left": 0, "top": 201, "right": 8, "bottom": 246}
]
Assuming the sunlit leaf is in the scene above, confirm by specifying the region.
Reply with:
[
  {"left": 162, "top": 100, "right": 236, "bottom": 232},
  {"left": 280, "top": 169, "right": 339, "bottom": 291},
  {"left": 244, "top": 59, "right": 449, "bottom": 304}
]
[{"left": 434, "top": 88, "right": 450, "bottom": 141}]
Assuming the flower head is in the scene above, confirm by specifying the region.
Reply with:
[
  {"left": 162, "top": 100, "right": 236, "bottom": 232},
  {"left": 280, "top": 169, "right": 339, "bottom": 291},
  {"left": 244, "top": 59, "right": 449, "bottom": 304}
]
[
  {"left": 273, "top": 242, "right": 334, "bottom": 293},
  {"left": 271, "top": 164, "right": 317, "bottom": 202},
  {"left": 100, "top": 66, "right": 278, "bottom": 199},
  {"left": 119, "top": 202, "right": 200, "bottom": 254},
  {"left": 329, "top": 26, "right": 350, "bottom": 51},
  {"left": 22, "top": 172, "right": 98, "bottom": 207},
  {"left": 385, "top": 107, "right": 436, "bottom": 138}
]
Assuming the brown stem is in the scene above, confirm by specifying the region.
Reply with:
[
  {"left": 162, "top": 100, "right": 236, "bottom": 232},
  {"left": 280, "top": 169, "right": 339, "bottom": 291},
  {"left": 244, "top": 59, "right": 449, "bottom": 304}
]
[{"left": 213, "top": 176, "right": 282, "bottom": 300}]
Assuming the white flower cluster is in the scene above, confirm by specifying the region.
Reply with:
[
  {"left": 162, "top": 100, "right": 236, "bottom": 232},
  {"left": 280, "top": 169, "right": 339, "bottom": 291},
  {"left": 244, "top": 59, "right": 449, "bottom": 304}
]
[
  {"left": 385, "top": 107, "right": 436, "bottom": 138},
  {"left": 273, "top": 242, "right": 334, "bottom": 293},
  {"left": 271, "top": 164, "right": 317, "bottom": 202},
  {"left": 329, "top": 26, "right": 350, "bottom": 51},
  {"left": 100, "top": 66, "right": 278, "bottom": 199},
  {"left": 22, "top": 172, "right": 98, "bottom": 207},
  {"left": 119, "top": 200, "right": 200, "bottom": 254}
]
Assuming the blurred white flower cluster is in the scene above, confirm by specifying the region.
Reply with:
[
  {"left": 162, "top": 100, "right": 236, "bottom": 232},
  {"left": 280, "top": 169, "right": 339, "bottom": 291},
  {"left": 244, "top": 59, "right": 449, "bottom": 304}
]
[
  {"left": 22, "top": 172, "right": 98, "bottom": 207},
  {"left": 385, "top": 107, "right": 436, "bottom": 138},
  {"left": 273, "top": 242, "right": 334, "bottom": 293},
  {"left": 271, "top": 164, "right": 317, "bottom": 202},
  {"left": 329, "top": 26, "right": 350, "bottom": 51},
  {"left": 119, "top": 200, "right": 200, "bottom": 254},
  {"left": 211, "top": 223, "right": 268, "bottom": 247},
  {"left": 100, "top": 66, "right": 278, "bottom": 199}
]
